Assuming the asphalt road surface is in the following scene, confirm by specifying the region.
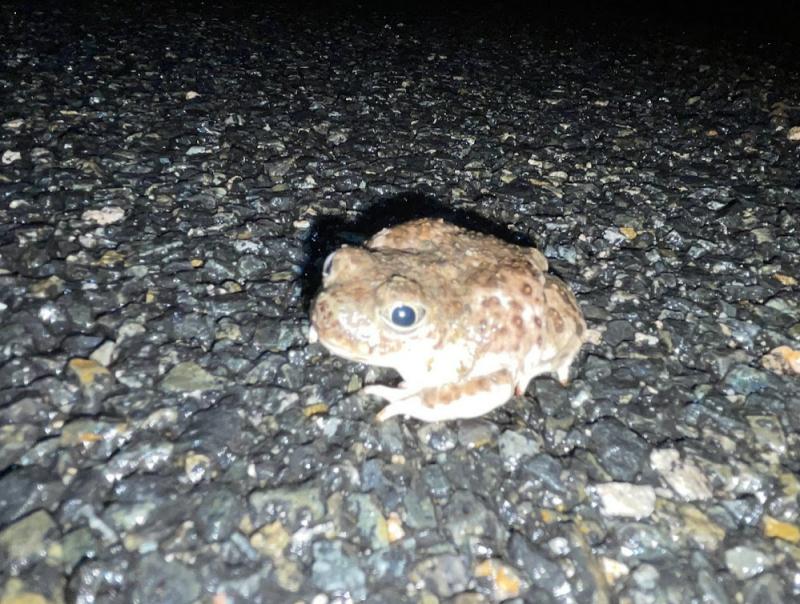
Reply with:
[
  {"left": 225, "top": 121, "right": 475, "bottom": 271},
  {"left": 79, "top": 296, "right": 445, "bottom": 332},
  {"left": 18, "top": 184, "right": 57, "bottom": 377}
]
[{"left": 1, "top": 2, "right": 799, "bottom": 603}]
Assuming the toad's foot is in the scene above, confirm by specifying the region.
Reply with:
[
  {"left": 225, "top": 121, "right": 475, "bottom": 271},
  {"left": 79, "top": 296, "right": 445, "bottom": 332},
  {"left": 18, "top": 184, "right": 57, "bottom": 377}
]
[{"left": 363, "top": 370, "right": 514, "bottom": 422}]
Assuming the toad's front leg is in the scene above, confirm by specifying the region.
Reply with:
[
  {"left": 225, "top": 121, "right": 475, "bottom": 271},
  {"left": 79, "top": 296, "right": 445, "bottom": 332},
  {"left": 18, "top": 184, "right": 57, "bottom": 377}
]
[{"left": 363, "top": 370, "right": 515, "bottom": 422}]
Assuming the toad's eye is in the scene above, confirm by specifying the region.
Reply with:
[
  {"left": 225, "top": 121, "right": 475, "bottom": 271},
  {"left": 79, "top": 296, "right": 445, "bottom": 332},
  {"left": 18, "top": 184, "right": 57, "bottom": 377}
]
[
  {"left": 322, "top": 253, "right": 335, "bottom": 278},
  {"left": 390, "top": 304, "right": 418, "bottom": 328}
]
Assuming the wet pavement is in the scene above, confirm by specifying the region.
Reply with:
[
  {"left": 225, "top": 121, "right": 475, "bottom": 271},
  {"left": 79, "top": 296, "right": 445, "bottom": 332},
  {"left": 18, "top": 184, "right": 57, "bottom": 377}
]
[{"left": 1, "top": 1, "right": 799, "bottom": 603}]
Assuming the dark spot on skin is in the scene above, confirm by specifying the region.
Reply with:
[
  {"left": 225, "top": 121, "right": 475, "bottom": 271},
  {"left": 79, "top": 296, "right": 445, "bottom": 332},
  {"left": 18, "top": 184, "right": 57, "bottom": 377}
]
[
  {"left": 425, "top": 384, "right": 462, "bottom": 407},
  {"left": 549, "top": 309, "right": 565, "bottom": 333},
  {"left": 536, "top": 335, "right": 543, "bottom": 347},
  {"left": 440, "top": 386, "right": 457, "bottom": 405},
  {"left": 522, "top": 283, "right": 532, "bottom": 295},
  {"left": 482, "top": 297, "right": 500, "bottom": 308},
  {"left": 513, "top": 315, "right": 523, "bottom": 328},
  {"left": 557, "top": 287, "right": 576, "bottom": 309},
  {"left": 534, "top": 316, "right": 542, "bottom": 328}
]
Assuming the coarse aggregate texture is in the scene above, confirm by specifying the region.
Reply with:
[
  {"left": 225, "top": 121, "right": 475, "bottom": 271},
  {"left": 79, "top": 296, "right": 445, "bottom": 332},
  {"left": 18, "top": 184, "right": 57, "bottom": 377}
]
[{"left": 1, "top": 1, "right": 799, "bottom": 603}]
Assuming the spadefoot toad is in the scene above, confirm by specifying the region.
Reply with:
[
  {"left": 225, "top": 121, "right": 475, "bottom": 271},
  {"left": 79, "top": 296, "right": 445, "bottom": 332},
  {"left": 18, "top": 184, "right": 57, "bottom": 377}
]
[{"left": 308, "top": 218, "right": 587, "bottom": 422}]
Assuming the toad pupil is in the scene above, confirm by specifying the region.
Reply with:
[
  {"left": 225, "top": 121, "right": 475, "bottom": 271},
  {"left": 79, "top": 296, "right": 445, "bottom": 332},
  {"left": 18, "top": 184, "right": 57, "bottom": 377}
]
[{"left": 391, "top": 305, "right": 416, "bottom": 327}]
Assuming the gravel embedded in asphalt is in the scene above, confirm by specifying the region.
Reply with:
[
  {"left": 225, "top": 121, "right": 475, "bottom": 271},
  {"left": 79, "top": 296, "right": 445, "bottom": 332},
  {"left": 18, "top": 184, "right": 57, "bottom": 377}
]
[{"left": 1, "top": 2, "right": 799, "bottom": 603}]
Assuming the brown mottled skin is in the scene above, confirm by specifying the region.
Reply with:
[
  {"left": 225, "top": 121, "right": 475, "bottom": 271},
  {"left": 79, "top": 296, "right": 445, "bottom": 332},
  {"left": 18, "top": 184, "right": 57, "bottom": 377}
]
[{"left": 308, "top": 218, "right": 588, "bottom": 422}]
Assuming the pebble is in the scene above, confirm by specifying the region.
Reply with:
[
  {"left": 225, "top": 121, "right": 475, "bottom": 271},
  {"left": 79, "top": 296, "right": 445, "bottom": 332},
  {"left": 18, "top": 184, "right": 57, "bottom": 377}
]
[
  {"left": 676, "top": 504, "right": 726, "bottom": 551},
  {"left": 81, "top": 206, "right": 125, "bottom": 225},
  {"left": 631, "top": 563, "right": 660, "bottom": 590},
  {"left": 0, "top": 578, "right": 58, "bottom": 604},
  {"left": 747, "top": 415, "right": 787, "bottom": 456},
  {"left": 0, "top": 424, "right": 42, "bottom": 471},
  {"left": 249, "top": 485, "right": 326, "bottom": 528},
  {"left": 762, "top": 516, "right": 800, "bottom": 544},
  {"left": 722, "top": 365, "right": 776, "bottom": 395},
  {"left": 311, "top": 541, "right": 367, "bottom": 601},
  {"left": 402, "top": 487, "right": 438, "bottom": 530},
  {"left": 0, "top": 510, "right": 58, "bottom": 570},
  {"left": 696, "top": 568, "right": 731, "bottom": 604},
  {"left": 604, "top": 319, "right": 636, "bottom": 347},
  {"left": 194, "top": 487, "right": 245, "bottom": 542},
  {"left": 743, "top": 573, "right": 787, "bottom": 604},
  {"left": 410, "top": 554, "right": 469, "bottom": 598},
  {"left": 589, "top": 419, "right": 649, "bottom": 481},
  {"left": 0, "top": 467, "right": 65, "bottom": 526},
  {"left": 89, "top": 340, "right": 117, "bottom": 367},
  {"left": 348, "top": 493, "right": 391, "bottom": 550},
  {"left": 66, "top": 358, "right": 111, "bottom": 387},
  {"left": 444, "top": 490, "right": 502, "bottom": 545},
  {"left": 724, "top": 545, "right": 774, "bottom": 580},
  {"left": 29, "top": 275, "right": 66, "bottom": 299},
  {"left": 507, "top": 533, "right": 570, "bottom": 595},
  {"left": 1, "top": 150, "right": 21, "bottom": 164},
  {"left": 650, "top": 449, "right": 713, "bottom": 501},
  {"left": 592, "top": 482, "right": 656, "bottom": 519},
  {"left": 132, "top": 554, "right": 201, "bottom": 604},
  {"left": 497, "top": 430, "right": 540, "bottom": 471},
  {"left": 616, "top": 523, "right": 672, "bottom": 562},
  {"left": 417, "top": 423, "right": 458, "bottom": 453},
  {"left": 761, "top": 345, "right": 800, "bottom": 376},
  {"left": 457, "top": 420, "right": 499, "bottom": 449},
  {"left": 473, "top": 559, "right": 526, "bottom": 601},
  {"left": 160, "top": 361, "right": 227, "bottom": 392},
  {"left": 601, "top": 557, "right": 630, "bottom": 585}
]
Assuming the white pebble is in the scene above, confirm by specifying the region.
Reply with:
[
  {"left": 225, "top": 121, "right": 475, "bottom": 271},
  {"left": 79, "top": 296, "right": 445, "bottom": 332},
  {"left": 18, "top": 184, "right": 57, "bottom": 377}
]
[
  {"left": 592, "top": 482, "right": 656, "bottom": 518},
  {"left": 2, "top": 150, "right": 21, "bottom": 164},
  {"left": 603, "top": 228, "right": 628, "bottom": 245},
  {"left": 82, "top": 206, "right": 125, "bottom": 225},
  {"left": 650, "top": 449, "right": 713, "bottom": 501},
  {"left": 90, "top": 340, "right": 117, "bottom": 367},
  {"left": 724, "top": 545, "right": 773, "bottom": 580}
]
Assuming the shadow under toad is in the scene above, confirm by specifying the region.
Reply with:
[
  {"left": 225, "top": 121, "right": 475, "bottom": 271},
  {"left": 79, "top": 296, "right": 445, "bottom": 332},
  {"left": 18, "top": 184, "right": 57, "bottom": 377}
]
[{"left": 299, "top": 191, "right": 539, "bottom": 309}]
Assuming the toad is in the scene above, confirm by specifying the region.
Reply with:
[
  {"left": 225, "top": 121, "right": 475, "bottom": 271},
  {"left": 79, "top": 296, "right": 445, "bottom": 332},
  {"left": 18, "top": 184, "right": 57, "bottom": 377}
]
[{"left": 308, "top": 218, "right": 587, "bottom": 422}]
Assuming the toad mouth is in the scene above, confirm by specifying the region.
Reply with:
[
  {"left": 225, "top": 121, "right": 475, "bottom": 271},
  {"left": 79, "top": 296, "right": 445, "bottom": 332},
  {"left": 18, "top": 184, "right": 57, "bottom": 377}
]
[{"left": 308, "top": 327, "right": 375, "bottom": 364}]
